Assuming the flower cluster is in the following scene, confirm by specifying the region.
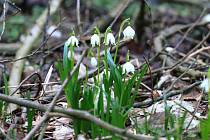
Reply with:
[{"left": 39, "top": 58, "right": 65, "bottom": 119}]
[
  {"left": 64, "top": 19, "right": 136, "bottom": 71},
  {"left": 64, "top": 24, "right": 135, "bottom": 48}
]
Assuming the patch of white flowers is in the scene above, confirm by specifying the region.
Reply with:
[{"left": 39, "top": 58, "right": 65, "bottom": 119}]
[
  {"left": 90, "top": 34, "right": 100, "bottom": 47},
  {"left": 105, "top": 33, "right": 116, "bottom": 46},
  {"left": 65, "top": 36, "right": 79, "bottom": 47},
  {"left": 64, "top": 20, "right": 137, "bottom": 74},
  {"left": 123, "top": 26, "right": 135, "bottom": 40},
  {"left": 122, "top": 62, "right": 135, "bottom": 74}
]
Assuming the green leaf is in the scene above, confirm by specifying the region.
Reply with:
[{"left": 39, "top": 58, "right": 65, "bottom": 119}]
[
  {"left": 63, "top": 44, "right": 69, "bottom": 75},
  {"left": 27, "top": 108, "right": 35, "bottom": 133},
  {"left": 121, "top": 72, "right": 138, "bottom": 107},
  {"left": 107, "top": 51, "right": 116, "bottom": 68},
  {"left": 129, "top": 64, "right": 148, "bottom": 106}
]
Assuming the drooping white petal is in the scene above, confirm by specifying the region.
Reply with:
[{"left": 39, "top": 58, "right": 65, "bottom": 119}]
[
  {"left": 91, "top": 34, "right": 100, "bottom": 47},
  {"left": 90, "top": 57, "right": 98, "bottom": 67},
  {"left": 65, "top": 36, "right": 79, "bottom": 47},
  {"left": 122, "top": 62, "right": 135, "bottom": 74},
  {"left": 123, "top": 26, "right": 135, "bottom": 40},
  {"left": 105, "top": 33, "right": 115, "bottom": 46}
]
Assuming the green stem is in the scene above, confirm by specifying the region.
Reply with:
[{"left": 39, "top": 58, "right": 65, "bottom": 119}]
[
  {"left": 97, "top": 46, "right": 101, "bottom": 83},
  {"left": 70, "top": 45, "right": 74, "bottom": 70},
  {"left": 104, "top": 45, "right": 109, "bottom": 80},
  {"left": 114, "top": 42, "right": 119, "bottom": 64},
  {"left": 114, "top": 18, "right": 130, "bottom": 63}
]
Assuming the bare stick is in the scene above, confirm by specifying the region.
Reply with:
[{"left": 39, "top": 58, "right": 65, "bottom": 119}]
[
  {"left": 188, "top": 46, "right": 210, "bottom": 58},
  {"left": 76, "top": 0, "right": 82, "bottom": 33}
]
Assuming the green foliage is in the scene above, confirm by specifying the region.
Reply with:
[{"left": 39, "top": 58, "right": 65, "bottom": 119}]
[
  {"left": 56, "top": 45, "right": 148, "bottom": 138},
  {"left": 26, "top": 92, "right": 35, "bottom": 134},
  {"left": 56, "top": 43, "right": 81, "bottom": 134}
]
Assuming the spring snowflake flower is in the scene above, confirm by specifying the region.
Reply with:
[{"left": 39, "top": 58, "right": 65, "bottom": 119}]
[
  {"left": 65, "top": 36, "right": 79, "bottom": 47},
  {"left": 123, "top": 26, "right": 135, "bottom": 39},
  {"left": 90, "top": 57, "right": 97, "bottom": 67},
  {"left": 122, "top": 62, "right": 135, "bottom": 74},
  {"left": 105, "top": 33, "right": 115, "bottom": 46},
  {"left": 91, "top": 34, "right": 100, "bottom": 47}
]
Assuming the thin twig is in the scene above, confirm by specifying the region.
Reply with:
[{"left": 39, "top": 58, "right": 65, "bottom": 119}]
[{"left": 188, "top": 46, "right": 210, "bottom": 58}]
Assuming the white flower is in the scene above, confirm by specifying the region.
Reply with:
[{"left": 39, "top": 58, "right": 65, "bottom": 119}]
[
  {"left": 65, "top": 36, "right": 79, "bottom": 47},
  {"left": 123, "top": 26, "right": 135, "bottom": 40},
  {"left": 91, "top": 34, "right": 100, "bottom": 47},
  {"left": 122, "top": 62, "right": 135, "bottom": 74},
  {"left": 199, "top": 78, "right": 209, "bottom": 93},
  {"left": 90, "top": 57, "right": 97, "bottom": 67},
  {"left": 202, "top": 14, "right": 210, "bottom": 23},
  {"left": 105, "top": 33, "right": 115, "bottom": 45}
]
